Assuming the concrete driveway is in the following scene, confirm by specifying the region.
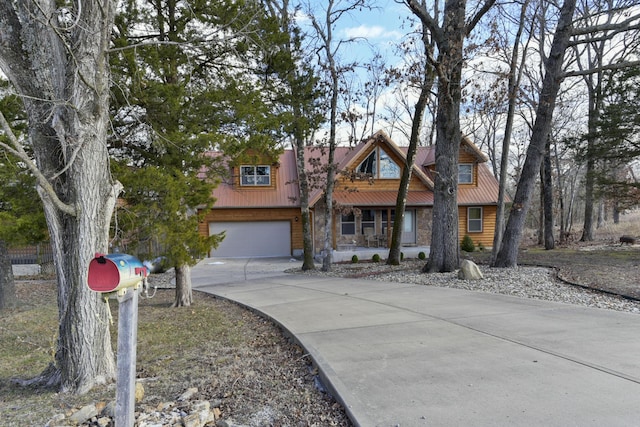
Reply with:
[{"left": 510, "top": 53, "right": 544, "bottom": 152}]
[
  {"left": 191, "top": 256, "right": 297, "bottom": 287},
  {"left": 192, "top": 257, "right": 640, "bottom": 427}
]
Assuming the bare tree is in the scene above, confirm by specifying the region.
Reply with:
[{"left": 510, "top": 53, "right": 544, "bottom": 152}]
[
  {"left": 487, "top": 0, "right": 535, "bottom": 261},
  {"left": 388, "top": 19, "right": 436, "bottom": 265},
  {"left": 305, "top": 0, "right": 369, "bottom": 271},
  {"left": 406, "top": 0, "right": 496, "bottom": 273},
  {"left": 573, "top": 0, "right": 640, "bottom": 241},
  {"left": 494, "top": 0, "right": 579, "bottom": 267},
  {"left": 0, "top": 0, "right": 119, "bottom": 393},
  {"left": 495, "top": 0, "right": 640, "bottom": 266}
]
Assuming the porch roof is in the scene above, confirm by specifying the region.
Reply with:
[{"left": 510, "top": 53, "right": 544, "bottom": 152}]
[{"left": 332, "top": 190, "right": 433, "bottom": 207}]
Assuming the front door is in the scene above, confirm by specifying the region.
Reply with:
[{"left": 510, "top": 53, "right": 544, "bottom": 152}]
[{"left": 402, "top": 210, "right": 416, "bottom": 245}]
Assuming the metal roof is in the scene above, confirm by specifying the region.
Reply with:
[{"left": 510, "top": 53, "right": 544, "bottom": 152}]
[
  {"left": 211, "top": 150, "right": 299, "bottom": 208},
  {"left": 209, "top": 132, "right": 500, "bottom": 209}
]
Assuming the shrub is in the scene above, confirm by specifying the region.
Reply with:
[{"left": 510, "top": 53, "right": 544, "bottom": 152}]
[
  {"left": 461, "top": 235, "right": 475, "bottom": 252},
  {"left": 400, "top": 252, "right": 404, "bottom": 261},
  {"left": 477, "top": 241, "right": 485, "bottom": 251},
  {"left": 418, "top": 251, "right": 426, "bottom": 260},
  {"left": 351, "top": 254, "right": 359, "bottom": 263},
  {"left": 372, "top": 253, "right": 381, "bottom": 262}
]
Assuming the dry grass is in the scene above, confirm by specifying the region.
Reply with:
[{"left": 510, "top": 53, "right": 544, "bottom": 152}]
[
  {"left": 592, "top": 209, "right": 640, "bottom": 241},
  {"left": 0, "top": 280, "right": 350, "bottom": 426}
]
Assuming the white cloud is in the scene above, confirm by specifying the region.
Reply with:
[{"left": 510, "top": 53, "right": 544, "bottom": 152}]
[{"left": 343, "top": 25, "right": 401, "bottom": 40}]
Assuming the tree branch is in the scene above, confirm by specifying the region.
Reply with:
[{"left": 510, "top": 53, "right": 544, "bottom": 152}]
[
  {"left": 405, "top": 0, "right": 444, "bottom": 44},
  {"left": 465, "top": 0, "right": 497, "bottom": 35},
  {"left": 563, "top": 60, "right": 640, "bottom": 78},
  {"left": 571, "top": 11, "right": 640, "bottom": 37},
  {"left": 0, "top": 110, "right": 76, "bottom": 216}
]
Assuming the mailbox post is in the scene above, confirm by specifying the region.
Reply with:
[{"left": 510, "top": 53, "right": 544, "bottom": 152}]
[{"left": 88, "top": 253, "right": 148, "bottom": 427}]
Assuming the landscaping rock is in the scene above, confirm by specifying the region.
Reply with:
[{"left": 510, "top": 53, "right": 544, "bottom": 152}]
[
  {"left": 457, "top": 259, "right": 483, "bottom": 280},
  {"left": 69, "top": 404, "right": 98, "bottom": 425}
]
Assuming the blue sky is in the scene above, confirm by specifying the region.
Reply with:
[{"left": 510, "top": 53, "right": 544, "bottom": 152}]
[
  {"left": 334, "top": 0, "right": 412, "bottom": 65},
  {"left": 297, "top": 1, "right": 418, "bottom": 144},
  {"left": 299, "top": 0, "right": 414, "bottom": 67}
]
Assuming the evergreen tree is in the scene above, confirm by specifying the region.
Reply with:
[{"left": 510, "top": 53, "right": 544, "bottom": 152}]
[
  {"left": 592, "top": 64, "right": 640, "bottom": 214},
  {"left": 0, "top": 85, "right": 47, "bottom": 310},
  {"left": 110, "top": 0, "right": 293, "bottom": 305}
]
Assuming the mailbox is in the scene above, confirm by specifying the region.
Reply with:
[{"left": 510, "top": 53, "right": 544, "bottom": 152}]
[{"left": 88, "top": 253, "right": 148, "bottom": 293}]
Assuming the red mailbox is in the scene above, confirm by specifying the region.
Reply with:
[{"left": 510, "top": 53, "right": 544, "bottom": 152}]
[{"left": 88, "top": 253, "right": 148, "bottom": 293}]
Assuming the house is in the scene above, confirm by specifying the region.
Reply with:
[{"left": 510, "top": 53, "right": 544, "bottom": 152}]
[{"left": 198, "top": 130, "right": 500, "bottom": 258}]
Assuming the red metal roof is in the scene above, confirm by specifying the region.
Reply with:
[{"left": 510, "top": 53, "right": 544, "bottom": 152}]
[
  {"left": 208, "top": 131, "right": 500, "bottom": 209},
  {"left": 458, "top": 163, "right": 500, "bottom": 205},
  {"left": 333, "top": 190, "right": 433, "bottom": 206},
  {"left": 211, "top": 150, "right": 299, "bottom": 208}
]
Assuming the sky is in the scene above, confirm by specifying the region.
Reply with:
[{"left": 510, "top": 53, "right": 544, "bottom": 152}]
[{"left": 299, "top": 1, "right": 418, "bottom": 145}]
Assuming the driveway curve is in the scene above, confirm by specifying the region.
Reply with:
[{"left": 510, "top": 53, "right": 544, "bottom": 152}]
[{"left": 192, "top": 257, "right": 640, "bottom": 427}]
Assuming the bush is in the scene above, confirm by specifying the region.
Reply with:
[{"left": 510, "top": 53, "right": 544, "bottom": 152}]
[
  {"left": 372, "top": 253, "right": 381, "bottom": 262},
  {"left": 461, "top": 235, "right": 475, "bottom": 252},
  {"left": 351, "top": 254, "right": 359, "bottom": 263},
  {"left": 477, "top": 241, "right": 485, "bottom": 251},
  {"left": 400, "top": 252, "right": 404, "bottom": 261},
  {"left": 418, "top": 251, "right": 426, "bottom": 260}
]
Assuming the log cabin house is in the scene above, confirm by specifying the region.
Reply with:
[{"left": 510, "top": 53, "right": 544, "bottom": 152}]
[{"left": 198, "top": 130, "right": 500, "bottom": 258}]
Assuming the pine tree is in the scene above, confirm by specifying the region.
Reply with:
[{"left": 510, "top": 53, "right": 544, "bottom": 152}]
[{"left": 110, "top": 0, "right": 293, "bottom": 305}]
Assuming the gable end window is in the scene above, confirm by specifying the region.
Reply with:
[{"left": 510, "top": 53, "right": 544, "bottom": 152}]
[
  {"left": 459, "top": 164, "right": 473, "bottom": 184},
  {"left": 468, "top": 207, "right": 483, "bottom": 232},
  {"left": 241, "top": 165, "right": 271, "bottom": 186},
  {"left": 357, "top": 148, "right": 400, "bottom": 179}
]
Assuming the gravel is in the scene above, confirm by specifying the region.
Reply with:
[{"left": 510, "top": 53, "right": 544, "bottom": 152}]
[{"left": 291, "top": 259, "right": 640, "bottom": 314}]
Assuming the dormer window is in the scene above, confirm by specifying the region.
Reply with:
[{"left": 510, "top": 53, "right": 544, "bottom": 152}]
[
  {"left": 357, "top": 148, "right": 400, "bottom": 178},
  {"left": 240, "top": 165, "right": 271, "bottom": 186},
  {"left": 459, "top": 164, "right": 473, "bottom": 184}
]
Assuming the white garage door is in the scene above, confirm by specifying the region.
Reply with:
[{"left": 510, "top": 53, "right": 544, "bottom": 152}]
[{"left": 209, "top": 221, "right": 291, "bottom": 258}]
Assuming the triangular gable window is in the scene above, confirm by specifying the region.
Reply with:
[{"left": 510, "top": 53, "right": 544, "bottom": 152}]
[{"left": 357, "top": 147, "right": 400, "bottom": 178}]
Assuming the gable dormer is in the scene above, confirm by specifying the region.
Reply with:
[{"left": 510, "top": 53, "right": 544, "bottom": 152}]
[
  {"left": 231, "top": 151, "right": 280, "bottom": 190},
  {"left": 422, "top": 136, "right": 489, "bottom": 187}
]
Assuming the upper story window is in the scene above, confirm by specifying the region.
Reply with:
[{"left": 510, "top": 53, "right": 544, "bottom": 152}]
[
  {"left": 357, "top": 148, "right": 401, "bottom": 179},
  {"left": 459, "top": 164, "right": 473, "bottom": 184},
  {"left": 240, "top": 165, "right": 271, "bottom": 186}
]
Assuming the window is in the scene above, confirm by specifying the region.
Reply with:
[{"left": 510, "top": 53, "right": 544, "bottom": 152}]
[
  {"left": 357, "top": 148, "right": 400, "bottom": 179},
  {"left": 379, "top": 150, "right": 400, "bottom": 178},
  {"left": 381, "top": 209, "right": 395, "bottom": 233},
  {"left": 358, "top": 151, "right": 376, "bottom": 176},
  {"left": 468, "top": 207, "right": 483, "bottom": 232},
  {"left": 341, "top": 213, "right": 355, "bottom": 235},
  {"left": 241, "top": 165, "right": 271, "bottom": 186},
  {"left": 459, "top": 164, "right": 473, "bottom": 184},
  {"left": 361, "top": 209, "right": 375, "bottom": 234}
]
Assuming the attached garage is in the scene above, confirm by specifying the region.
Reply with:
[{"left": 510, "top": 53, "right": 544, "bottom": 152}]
[{"left": 209, "top": 221, "right": 291, "bottom": 258}]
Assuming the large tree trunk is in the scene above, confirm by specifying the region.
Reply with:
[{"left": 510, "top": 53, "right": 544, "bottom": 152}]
[
  {"left": 580, "top": 94, "right": 597, "bottom": 241},
  {"left": 494, "top": 0, "right": 577, "bottom": 267},
  {"left": 543, "top": 137, "right": 555, "bottom": 250},
  {"left": 295, "top": 145, "right": 316, "bottom": 271},
  {"left": 173, "top": 264, "right": 193, "bottom": 307},
  {"left": 0, "top": 0, "right": 118, "bottom": 393},
  {"left": 0, "top": 240, "right": 17, "bottom": 310},
  {"left": 423, "top": 0, "right": 466, "bottom": 273}
]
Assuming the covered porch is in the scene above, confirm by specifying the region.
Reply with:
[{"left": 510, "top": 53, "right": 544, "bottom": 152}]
[{"left": 328, "top": 245, "right": 430, "bottom": 263}]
